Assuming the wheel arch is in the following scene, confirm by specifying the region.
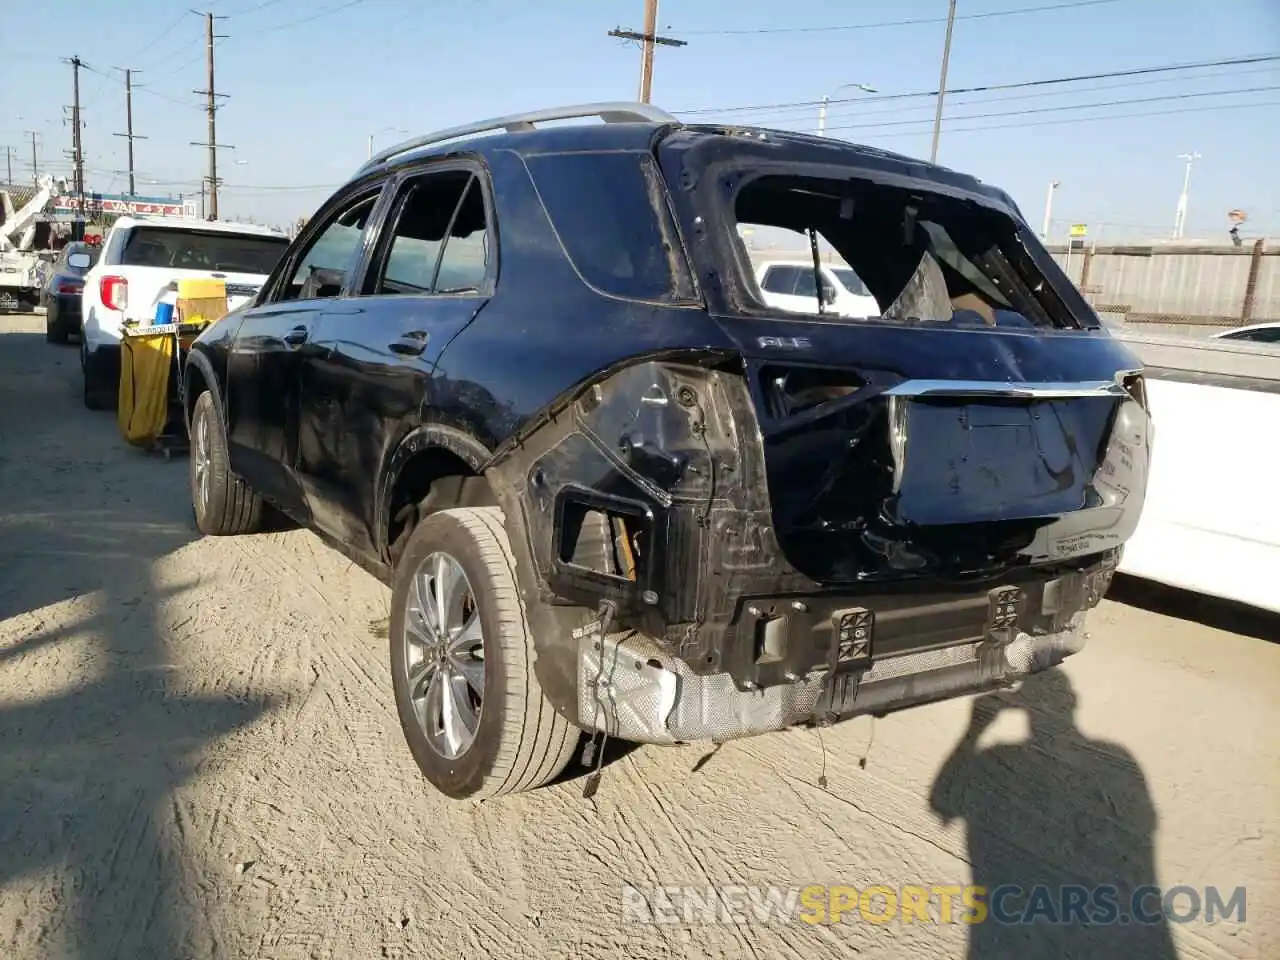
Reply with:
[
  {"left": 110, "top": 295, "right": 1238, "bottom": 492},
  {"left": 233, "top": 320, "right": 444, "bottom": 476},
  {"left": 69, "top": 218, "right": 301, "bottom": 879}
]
[
  {"left": 182, "top": 346, "right": 222, "bottom": 434},
  {"left": 378, "top": 424, "right": 500, "bottom": 567}
]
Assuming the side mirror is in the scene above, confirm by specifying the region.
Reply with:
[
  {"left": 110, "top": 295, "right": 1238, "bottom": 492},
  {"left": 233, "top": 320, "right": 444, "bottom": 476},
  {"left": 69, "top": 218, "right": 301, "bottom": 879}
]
[
  {"left": 822, "top": 285, "right": 837, "bottom": 305},
  {"left": 67, "top": 252, "right": 92, "bottom": 270}
]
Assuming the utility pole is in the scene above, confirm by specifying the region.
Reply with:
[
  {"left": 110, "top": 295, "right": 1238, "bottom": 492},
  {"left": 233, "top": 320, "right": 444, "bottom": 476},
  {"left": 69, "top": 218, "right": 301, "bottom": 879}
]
[
  {"left": 1041, "top": 180, "right": 1060, "bottom": 241},
  {"left": 1172, "top": 151, "right": 1201, "bottom": 240},
  {"left": 929, "top": 0, "right": 958, "bottom": 163},
  {"left": 63, "top": 56, "right": 86, "bottom": 239},
  {"left": 191, "top": 11, "right": 232, "bottom": 220},
  {"left": 608, "top": 1, "right": 687, "bottom": 104},
  {"left": 25, "top": 130, "right": 39, "bottom": 184},
  {"left": 113, "top": 68, "right": 148, "bottom": 197},
  {"left": 3, "top": 146, "right": 11, "bottom": 184}
]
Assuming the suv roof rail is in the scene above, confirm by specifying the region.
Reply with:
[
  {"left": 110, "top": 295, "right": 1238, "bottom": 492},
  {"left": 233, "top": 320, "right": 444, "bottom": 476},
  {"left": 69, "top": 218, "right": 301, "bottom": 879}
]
[{"left": 357, "top": 101, "right": 680, "bottom": 175}]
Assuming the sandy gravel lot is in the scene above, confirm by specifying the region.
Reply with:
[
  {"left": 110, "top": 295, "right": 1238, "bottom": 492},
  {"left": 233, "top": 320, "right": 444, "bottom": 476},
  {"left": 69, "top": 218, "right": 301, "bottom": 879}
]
[{"left": 1, "top": 313, "right": 1276, "bottom": 959}]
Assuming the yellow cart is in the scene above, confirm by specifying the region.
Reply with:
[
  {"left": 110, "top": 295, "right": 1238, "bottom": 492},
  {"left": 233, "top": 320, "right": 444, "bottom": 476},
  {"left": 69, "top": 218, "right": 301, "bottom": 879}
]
[
  {"left": 117, "top": 319, "right": 209, "bottom": 458},
  {"left": 116, "top": 277, "right": 228, "bottom": 458}
]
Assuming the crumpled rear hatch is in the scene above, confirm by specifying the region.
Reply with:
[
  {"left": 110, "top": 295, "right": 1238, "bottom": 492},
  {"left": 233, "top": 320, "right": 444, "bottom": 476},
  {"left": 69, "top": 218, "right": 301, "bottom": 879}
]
[{"left": 736, "top": 322, "right": 1150, "bottom": 583}]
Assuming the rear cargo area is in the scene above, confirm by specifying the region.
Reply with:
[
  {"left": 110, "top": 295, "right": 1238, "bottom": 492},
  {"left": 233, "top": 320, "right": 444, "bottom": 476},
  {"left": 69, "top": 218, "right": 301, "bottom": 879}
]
[{"left": 723, "top": 168, "right": 1149, "bottom": 584}]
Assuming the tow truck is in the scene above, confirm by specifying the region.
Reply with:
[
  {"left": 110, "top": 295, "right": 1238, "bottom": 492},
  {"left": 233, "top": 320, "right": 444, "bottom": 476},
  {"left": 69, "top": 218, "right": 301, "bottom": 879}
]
[{"left": 0, "top": 175, "right": 68, "bottom": 312}]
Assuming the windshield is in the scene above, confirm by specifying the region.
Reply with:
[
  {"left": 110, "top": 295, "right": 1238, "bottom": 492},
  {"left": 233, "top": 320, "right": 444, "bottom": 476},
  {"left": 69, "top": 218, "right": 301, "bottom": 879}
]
[{"left": 120, "top": 227, "right": 288, "bottom": 275}]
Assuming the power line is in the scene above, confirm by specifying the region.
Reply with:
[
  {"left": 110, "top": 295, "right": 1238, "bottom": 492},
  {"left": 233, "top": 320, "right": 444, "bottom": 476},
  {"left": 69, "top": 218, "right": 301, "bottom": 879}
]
[
  {"left": 241, "top": 0, "right": 375, "bottom": 36},
  {"left": 828, "top": 97, "right": 1280, "bottom": 141},
  {"left": 780, "top": 63, "right": 1280, "bottom": 127},
  {"left": 672, "top": 52, "right": 1280, "bottom": 116},
  {"left": 226, "top": 0, "right": 289, "bottom": 14},
  {"left": 818, "top": 83, "right": 1280, "bottom": 134},
  {"left": 670, "top": 0, "right": 1126, "bottom": 36}
]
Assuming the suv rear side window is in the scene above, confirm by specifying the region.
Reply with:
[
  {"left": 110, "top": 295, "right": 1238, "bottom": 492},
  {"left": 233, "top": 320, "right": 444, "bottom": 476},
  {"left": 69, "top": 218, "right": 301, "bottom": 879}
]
[
  {"left": 524, "top": 151, "right": 695, "bottom": 303},
  {"left": 119, "top": 227, "right": 287, "bottom": 275}
]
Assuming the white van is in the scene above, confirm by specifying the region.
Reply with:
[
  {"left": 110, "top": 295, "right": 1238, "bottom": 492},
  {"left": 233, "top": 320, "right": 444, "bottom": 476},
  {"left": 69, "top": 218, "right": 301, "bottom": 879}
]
[{"left": 754, "top": 260, "right": 881, "bottom": 319}]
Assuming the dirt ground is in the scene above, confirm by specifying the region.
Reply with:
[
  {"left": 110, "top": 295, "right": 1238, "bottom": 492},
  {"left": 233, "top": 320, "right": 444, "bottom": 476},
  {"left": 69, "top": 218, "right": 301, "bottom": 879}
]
[{"left": 1, "top": 313, "right": 1276, "bottom": 960}]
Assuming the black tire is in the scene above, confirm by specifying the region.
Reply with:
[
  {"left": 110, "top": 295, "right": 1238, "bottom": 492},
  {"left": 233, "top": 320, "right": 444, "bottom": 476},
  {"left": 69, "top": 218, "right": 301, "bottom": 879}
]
[
  {"left": 389, "top": 506, "right": 579, "bottom": 800},
  {"left": 189, "top": 389, "right": 263, "bottom": 535},
  {"left": 81, "top": 340, "right": 113, "bottom": 410}
]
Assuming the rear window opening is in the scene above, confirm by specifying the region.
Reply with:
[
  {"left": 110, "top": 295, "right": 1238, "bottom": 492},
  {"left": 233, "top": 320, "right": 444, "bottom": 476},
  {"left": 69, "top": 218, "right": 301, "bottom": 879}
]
[
  {"left": 120, "top": 227, "right": 289, "bottom": 275},
  {"left": 734, "top": 174, "right": 1076, "bottom": 329}
]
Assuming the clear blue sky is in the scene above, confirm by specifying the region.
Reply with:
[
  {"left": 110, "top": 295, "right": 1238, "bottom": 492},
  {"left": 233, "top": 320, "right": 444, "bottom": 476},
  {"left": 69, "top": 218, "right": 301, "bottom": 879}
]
[{"left": 2, "top": 0, "right": 1277, "bottom": 240}]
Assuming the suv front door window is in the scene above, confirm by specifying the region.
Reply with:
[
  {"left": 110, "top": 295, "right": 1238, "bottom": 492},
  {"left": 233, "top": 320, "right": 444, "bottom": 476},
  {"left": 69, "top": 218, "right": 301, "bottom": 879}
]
[{"left": 277, "top": 192, "right": 380, "bottom": 302}]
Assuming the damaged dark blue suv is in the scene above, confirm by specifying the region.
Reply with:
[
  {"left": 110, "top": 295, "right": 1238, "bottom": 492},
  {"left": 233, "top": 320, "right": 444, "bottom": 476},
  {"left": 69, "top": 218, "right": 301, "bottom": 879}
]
[{"left": 182, "top": 102, "right": 1152, "bottom": 800}]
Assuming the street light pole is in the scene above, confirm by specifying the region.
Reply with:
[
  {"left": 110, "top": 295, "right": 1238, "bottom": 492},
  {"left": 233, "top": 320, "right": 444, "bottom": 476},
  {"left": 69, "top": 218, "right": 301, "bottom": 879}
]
[
  {"left": 1172, "top": 151, "right": 1201, "bottom": 240},
  {"left": 817, "top": 82, "right": 877, "bottom": 137},
  {"left": 368, "top": 127, "right": 409, "bottom": 160},
  {"left": 1041, "top": 180, "right": 1060, "bottom": 241}
]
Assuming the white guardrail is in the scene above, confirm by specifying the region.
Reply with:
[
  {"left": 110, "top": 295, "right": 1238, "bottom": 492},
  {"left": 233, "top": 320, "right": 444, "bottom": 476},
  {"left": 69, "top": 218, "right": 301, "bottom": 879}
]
[{"left": 1113, "top": 331, "right": 1280, "bottom": 614}]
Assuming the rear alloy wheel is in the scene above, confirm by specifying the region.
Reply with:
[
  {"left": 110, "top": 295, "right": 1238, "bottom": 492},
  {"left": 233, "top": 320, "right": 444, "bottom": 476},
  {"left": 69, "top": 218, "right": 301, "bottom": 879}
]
[
  {"left": 189, "top": 390, "right": 263, "bottom": 535},
  {"left": 389, "top": 507, "right": 579, "bottom": 800}
]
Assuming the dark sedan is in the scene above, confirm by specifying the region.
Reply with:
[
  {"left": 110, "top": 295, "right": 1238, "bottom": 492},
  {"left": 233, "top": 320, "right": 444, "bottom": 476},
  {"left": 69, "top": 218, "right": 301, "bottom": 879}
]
[{"left": 42, "top": 242, "right": 98, "bottom": 344}]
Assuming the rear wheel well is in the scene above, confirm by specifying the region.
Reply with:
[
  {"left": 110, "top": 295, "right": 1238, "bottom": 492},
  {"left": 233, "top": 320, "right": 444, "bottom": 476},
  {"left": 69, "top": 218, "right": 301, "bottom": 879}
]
[
  {"left": 386, "top": 447, "right": 499, "bottom": 566},
  {"left": 184, "top": 364, "right": 209, "bottom": 428}
]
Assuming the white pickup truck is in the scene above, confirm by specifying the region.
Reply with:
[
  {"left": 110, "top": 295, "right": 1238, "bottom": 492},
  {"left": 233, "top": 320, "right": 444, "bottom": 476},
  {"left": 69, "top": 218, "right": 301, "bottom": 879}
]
[{"left": 80, "top": 215, "right": 290, "bottom": 409}]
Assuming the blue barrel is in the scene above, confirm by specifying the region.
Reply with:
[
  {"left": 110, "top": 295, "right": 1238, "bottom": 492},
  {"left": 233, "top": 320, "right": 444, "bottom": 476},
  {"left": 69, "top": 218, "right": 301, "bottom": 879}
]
[{"left": 154, "top": 301, "right": 175, "bottom": 325}]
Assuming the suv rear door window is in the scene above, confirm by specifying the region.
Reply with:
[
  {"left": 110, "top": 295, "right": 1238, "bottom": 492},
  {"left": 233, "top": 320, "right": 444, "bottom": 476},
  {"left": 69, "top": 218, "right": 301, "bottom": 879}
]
[
  {"left": 370, "top": 169, "right": 490, "bottom": 296},
  {"left": 119, "top": 227, "right": 287, "bottom": 275}
]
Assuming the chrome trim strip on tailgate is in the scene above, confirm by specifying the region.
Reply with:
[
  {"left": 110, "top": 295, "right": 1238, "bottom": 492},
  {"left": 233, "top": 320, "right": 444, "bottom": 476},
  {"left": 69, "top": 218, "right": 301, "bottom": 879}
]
[{"left": 884, "top": 379, "right": 1127, "bottom": 399}]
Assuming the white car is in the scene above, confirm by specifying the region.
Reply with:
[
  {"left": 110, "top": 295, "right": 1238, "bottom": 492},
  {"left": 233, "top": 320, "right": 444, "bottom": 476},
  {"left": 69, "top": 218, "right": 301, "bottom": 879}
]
[
  {"left": 754, "top": 260, "right": 881, "bottom": 319},
  {"left": 80, "top": 216, "right": 290, "bottom": 409}
]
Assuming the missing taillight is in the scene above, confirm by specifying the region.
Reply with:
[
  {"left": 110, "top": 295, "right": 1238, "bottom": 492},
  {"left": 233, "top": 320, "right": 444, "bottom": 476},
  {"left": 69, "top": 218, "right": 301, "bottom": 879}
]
[
  {"left": 100, "top": 275, "right": 128, "bottom": 312},
  {"left": 1121, "top": 372, "right": 1148, "bottom": 411},
  {"left": 558, "top": 501, "right": 646, "bottom": 582},
  {"left": 760, "top": 365, "right": 865, "bottom": 418}
]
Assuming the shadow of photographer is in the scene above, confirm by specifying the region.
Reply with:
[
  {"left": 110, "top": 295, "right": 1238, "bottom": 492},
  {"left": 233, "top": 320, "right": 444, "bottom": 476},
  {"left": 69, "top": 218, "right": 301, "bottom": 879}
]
[{"left": 930, "top": 668, "right": 1179, "bottom": 959}]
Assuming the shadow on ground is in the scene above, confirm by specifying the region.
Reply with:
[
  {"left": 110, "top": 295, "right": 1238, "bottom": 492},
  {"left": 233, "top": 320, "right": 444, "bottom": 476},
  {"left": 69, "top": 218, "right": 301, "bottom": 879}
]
[
  {"left": 1107, "top": 573, "right": 1278, "bottom": 644},
  {"left": 0, "top": 323, "right": 272, "bottom": 958},
  {"left": 930, "top": 669, "right": 1179, "bottom": 959}
]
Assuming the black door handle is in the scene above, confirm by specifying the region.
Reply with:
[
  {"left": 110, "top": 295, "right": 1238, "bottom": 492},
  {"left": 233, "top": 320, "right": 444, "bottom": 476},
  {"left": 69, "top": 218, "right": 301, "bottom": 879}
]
[
  {"left": 389, "top": 330, "right": 429, "bottom": 356},
  {"left": 283, "top": 325, "right": 309, "bottom": 346}
]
